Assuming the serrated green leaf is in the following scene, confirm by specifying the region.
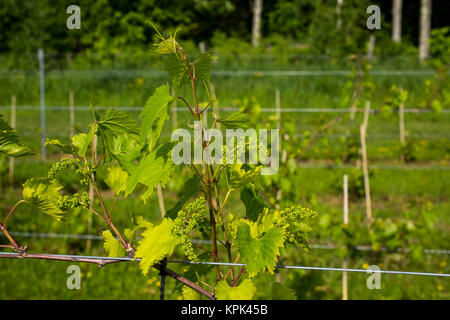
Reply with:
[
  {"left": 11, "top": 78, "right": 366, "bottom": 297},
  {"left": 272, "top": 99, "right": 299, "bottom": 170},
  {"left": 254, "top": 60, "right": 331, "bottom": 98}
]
[
  {"left": 215, "top": 112, "right": 249, "bottom": 129},
  {"left": 45, "top": 138, "right": 76, "bottom": 154},
  {"left": 72, "top": 133, "right": 91, "bottom": 157},
  {"left": 0, "top": 114, "right": 33, "bottom": 157},
  {"left": 22, "top": 178, "right": 67, "bottom": 221},
  {"left": 166, "top": 175, "right": 201, "bottom": 219},
  {"left": 215, "top": 279, "right": 256, "bottom": 300},
  {"left": 164, "top": 52, "right": 214, "bottom": 88},
  {"left": 235, "top": 223, "right": 284, "bottom": 277},
  {"left": 126, "top": 143, "right": 174, "bottom": 202},
  {"left": 140, "top": 84, "right": 173, "bottom": 151},
  {"left": 105, "top": 166, "right": 128, "bottom": 195},
  {"left": 102, "top": 230, "right": 125, "bottom": 257},
  {"left": 240, "top": 184, "right": 269, "bottom": 221},
  {"left": 135, "top": 219, "right": 179, "bottom": 275},
  {"left": 97, "top": 109, "right": 139, "bottom": 155},
  {"left": 225, "top": 164, "right": 261, "bottom": 190},
  {"left": 110, "top": 134, "right": 141, "bottom": 173}
]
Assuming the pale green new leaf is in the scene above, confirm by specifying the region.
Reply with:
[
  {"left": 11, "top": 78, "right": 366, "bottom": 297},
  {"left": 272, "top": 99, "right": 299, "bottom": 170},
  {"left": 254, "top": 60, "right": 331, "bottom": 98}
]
[
  {"left": 140, "top": 84, "right": 173, "bottom": 151},
  {"left": 215, "top": 112, "right": 249, "bottom": 129},
  {"left": 235, "top": 223, "right": 285, "bottom": 277},
  {"left": 0, "top": 114, "right": 33, "bottom": 157},
  {"left": 126, "top": 143, "right": 174, "bottom": 202},
  {"left": 215, "top": 279, "right": 256, "bottom": 300},
  {"left": 225, "top": 164, "right": 261, "bottom": 190},
  {"left": 72, "top": 133, "right": 91, "bottom": 157},
  {"left": 135, "top": 219, "right": 179, "bottom": 275},
  {"left": 102, "top": 230, "right": 125, "bottom": 257},
  {"left": 105, "top": 166, "right": 128, "bottom": 195},
  {"left": 22, "top": 178, "right": 67, "bottom": 221}
]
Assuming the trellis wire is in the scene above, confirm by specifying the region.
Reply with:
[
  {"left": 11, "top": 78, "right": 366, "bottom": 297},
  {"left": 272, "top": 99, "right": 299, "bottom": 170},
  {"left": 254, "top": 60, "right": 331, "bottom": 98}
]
[
  {"left": 4, "top": 232, "right": 449, "bottom": 255},
  {"left": 1, "top": 105, "right": 449, "bottom": 114},
  {"left": 0, "top": 252, "right": 448, "bottom": 278},
  {"left": 0, "top": 69, "right": 446, "bottom": 79}
]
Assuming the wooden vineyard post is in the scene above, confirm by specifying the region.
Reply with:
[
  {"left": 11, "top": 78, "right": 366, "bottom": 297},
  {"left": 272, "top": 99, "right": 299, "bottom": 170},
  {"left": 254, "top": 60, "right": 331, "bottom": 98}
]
[
  {"left": 69, "top": 90, "right": 75, "bottom": 138},
  {"left": 9, "top": 95, "right": 16, "bottom": 187},
  {"left": 342, "top": 174, "right": 349, "bottom": 300},
  {"left": 360, "top": 101, "right": 372, "bottom": 222},
  {"left": 399, "top": 100, "right": 405, "bottom": 162},
  {"left": 157, "top": 184, "right": 166, "bottom": 218},
  {"left": 87, "top": 136, "right": 97, "bottom": 252},
  {"left": 171, "top": 86, "right": 177, "bottom": 129},
  {"left": 275, "top": 89, "right": 283, "bottom": 207}
]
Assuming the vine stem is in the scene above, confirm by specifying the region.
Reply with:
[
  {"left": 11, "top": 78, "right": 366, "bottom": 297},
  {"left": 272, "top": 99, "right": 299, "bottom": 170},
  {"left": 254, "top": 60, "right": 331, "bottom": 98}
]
[{"left": 3, "top": 200, "right": 25, "bottom": 226}]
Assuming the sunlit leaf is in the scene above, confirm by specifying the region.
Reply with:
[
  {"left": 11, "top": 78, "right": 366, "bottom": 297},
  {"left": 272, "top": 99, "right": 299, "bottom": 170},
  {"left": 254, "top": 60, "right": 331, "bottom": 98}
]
[
  {"left": 135, "top": 218, "right": 179, "bottom": 275},
  {"left": 140, "top": 84, "right": 173, "bottom": 152},
  {"left": 105, "top": 166, "right": 128, "bottom": 195},
  {"left": 0, "top": 114, "right": 33, "bottom": 157},
  {"left": 235, "top": 223, "right": 284, "bottom": 277},
  {"left": 22, "top": 178, "right": 67, "bottom": 221},
  {"left": 102, "top": 230, "right": 125, "bottom": 257},
  {"left": 215, "top": 279, "right": 256, "bottom": 300}
]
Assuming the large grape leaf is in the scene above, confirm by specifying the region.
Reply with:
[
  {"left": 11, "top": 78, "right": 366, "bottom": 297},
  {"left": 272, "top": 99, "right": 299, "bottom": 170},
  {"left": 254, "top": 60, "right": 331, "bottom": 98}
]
[
  {"left": 102, "top": 230, "right": 125, "bottom": 257},
  {"left": 240, "top": 184, "right": 269, "bottom": 221},
  {"left": 105, "top": 166, "right": 128, "bottom": 195},
  {"left": 97, "top": 109, "right": 139, "bottom": 154},
  {"left": 166, "top": 175, "right": 201, "bottom": 219},
  {"left": 22, "top": 178, "right": 67, "bottom": 221},
  {"left": 235, "top": 223, "right": 284, "bottom": 277},
  {"left": 72, "top": 133, "right": 91, "bottom": 157},
  {"left": 0, "top": 114, "right": 33, "bottom": 157},
  {"left": 215, "top": 279, "right": 256, "bottom": 300},
  {"left": 139, "top": 84, "right": 173, "bottom": 152},
  {"left": 164, "top": 52, "right": 214, "bottom": 88},
  {"left": 135, "top": 218, "right": 179, "bottom": 275},
  {"left": 126, "top": 143, "right": 174, "bottom": 201}
]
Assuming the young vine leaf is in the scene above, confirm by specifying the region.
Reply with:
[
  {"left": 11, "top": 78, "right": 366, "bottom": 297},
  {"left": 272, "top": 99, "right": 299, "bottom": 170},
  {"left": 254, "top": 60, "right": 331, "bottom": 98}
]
[
  {"left": 140, "top": 83, "right": 174, "bottom": 152},
  {"left": 215, "top": 279, "right": 256, "bottom": 300},
  {"left": 0, "top": 114, "right": 33, "bottom": 157}
]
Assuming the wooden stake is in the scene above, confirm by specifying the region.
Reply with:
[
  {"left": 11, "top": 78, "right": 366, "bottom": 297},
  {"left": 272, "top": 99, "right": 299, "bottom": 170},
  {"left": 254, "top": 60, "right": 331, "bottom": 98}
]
[
  {"left": 87, "top": 136, "right": 97, "bottom": 252},
  {"left": 9, "top": 96, "right": 16, "bottom": 187},
  {"left": 342, "top": 174, "right": 349, "bottom": 300},
  {"left": 275, "top": 89, "right": 283, "bottom": 206},
  {"left": 157, "top": 184, "right": 166, "bottom": 218},
  {"left": 360, "top": 101, "right": 372, "bottom": 222},
  {"left": 399, "top": 100, "right": 405, "bottom": 162},
  {"left": 69, "top": 90, "right": 75, "bottom": 137}
]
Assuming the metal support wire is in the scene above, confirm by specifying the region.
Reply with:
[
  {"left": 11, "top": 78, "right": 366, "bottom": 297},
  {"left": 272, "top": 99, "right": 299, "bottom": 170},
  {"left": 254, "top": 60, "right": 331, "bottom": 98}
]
[
  {"left": 3, "top": 232, "right": 450, "bottom": 255},
  {"left": 0, "top": 252, "right": 448, "bottom": 277},
  {"left": 159, "top": 258, "right": 167, "bottom": 301}
]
